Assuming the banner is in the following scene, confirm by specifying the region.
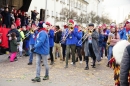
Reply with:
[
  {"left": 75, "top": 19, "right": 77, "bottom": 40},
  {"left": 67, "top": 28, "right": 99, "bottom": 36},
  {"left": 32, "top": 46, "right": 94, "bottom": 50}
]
[{"left": 0, "top": 27, "right": 10, "bottom": 48}]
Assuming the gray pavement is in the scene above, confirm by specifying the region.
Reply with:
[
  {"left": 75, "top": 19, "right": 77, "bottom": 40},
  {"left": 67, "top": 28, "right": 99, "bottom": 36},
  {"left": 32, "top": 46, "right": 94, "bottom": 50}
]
[{"left": 0, "top": 54, "right": 114, "bottom": 86}]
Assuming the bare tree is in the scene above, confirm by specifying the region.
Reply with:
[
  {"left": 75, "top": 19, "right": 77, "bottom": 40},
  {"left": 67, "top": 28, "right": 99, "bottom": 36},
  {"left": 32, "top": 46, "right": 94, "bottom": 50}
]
[
  {"left": 100, "top": 16, "right": 111, "bottom": 24},
  {"left": 88, "top": 11, "right": 96, "bottom": 23},
  {"left": 94, "top": 15, "right": 101, "bottom": 25},
  {"left": 60, "top": 8, "right": 78, "bottom": 22},
  {"left": 76, "top": 13, "right": 87, "bottom": 24}
]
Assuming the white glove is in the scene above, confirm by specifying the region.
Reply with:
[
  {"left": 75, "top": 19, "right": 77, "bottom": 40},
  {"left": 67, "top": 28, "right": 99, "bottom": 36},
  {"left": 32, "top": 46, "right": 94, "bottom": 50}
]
[{"left": 9, "top": 37, "right": 12, "bottom": 40}]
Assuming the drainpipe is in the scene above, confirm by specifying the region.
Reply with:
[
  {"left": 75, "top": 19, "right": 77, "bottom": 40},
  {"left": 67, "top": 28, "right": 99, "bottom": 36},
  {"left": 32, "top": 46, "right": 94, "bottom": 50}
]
[
  {"left": 45, "top": 0, "right": 48, "bottom": 22},
  {"left": 54, "top": 0, "right": 56, "bottom": 25}
]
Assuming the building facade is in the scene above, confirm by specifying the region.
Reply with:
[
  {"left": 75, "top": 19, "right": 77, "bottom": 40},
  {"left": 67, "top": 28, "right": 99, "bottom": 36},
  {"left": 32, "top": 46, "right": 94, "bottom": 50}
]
[{"left": 28, "top": 0, "right": 100, "bottom": 27}]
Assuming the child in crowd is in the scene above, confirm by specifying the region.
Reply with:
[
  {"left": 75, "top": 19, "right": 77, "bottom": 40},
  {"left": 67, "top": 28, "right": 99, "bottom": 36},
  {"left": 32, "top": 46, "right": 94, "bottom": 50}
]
[{"left": 9, "top": 32, "right": 19, "bottom": 62}]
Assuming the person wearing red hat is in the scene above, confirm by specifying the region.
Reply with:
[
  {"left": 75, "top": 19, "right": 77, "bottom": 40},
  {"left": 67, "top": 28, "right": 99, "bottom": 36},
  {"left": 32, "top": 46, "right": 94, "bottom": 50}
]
[
  {"left": 102, "top": 24, "right": 110, "bottom": 57},
  {"left": 61, "top": 25, "right": 68, "bottom": 61},
  {"left": 64, "top": 19, "right": 78, "bottom": 68},
  {"left": 47, "top": 24, "right": 55, "bottom": 65},
  {"left": 75, "top": 25, "right": 83, "bottom": 63}
]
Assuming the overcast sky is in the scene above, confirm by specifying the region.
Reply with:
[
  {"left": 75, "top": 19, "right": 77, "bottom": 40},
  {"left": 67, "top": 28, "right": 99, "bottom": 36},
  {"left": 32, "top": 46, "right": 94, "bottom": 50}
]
[{"left": 102, "top": 0, "right": 130, "bottom": 23}]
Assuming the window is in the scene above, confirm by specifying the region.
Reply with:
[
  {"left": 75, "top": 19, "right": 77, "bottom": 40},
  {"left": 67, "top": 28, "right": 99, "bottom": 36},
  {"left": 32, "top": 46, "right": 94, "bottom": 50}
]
[
  {"left": 47, "top": 10, "right": 49, "bottom": 16},
  {"left": 52, "top": 11, "right": 54, "bottom": 17},
  {"left": 56, "top": 12, "right": 58, "bottom": 17}
]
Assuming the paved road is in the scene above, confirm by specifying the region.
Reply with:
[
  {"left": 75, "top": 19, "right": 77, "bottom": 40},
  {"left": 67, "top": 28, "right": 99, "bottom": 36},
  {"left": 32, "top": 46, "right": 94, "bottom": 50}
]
[{"left": 0, "top": 54, "right": 114, "bottom": 86}]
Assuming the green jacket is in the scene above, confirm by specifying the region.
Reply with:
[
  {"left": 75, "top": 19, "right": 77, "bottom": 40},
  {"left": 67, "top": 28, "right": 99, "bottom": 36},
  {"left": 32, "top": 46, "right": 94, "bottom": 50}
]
[{"left": 10, "top": 39, "right": 19, "bottom": 52}]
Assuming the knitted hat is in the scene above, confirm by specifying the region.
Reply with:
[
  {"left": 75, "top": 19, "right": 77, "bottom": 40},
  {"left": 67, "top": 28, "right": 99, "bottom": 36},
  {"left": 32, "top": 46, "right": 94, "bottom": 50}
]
[{"left": 69, "top": 19, "right": 74, "bottom": 24}]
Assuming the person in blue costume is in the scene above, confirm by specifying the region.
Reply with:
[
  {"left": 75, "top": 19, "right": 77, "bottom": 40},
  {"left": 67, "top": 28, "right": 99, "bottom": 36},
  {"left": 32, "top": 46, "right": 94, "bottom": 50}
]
[
  {"left": 75, "top": 25, "right": 83, "bottom": 63},
  {"left": 65, "top": 19, "right": 78, "bottom": 68},
  {"left": 48, "top": 25, "right": 54, "bottom": 65},
  {"left": 31, "top": 21, "right": 49, "bottom": 82},
  {"left": 118, "top": 23, "right": 127, "bottom": 40}
]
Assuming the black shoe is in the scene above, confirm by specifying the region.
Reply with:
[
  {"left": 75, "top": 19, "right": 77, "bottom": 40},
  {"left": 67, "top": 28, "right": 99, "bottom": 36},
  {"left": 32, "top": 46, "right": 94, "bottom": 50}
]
[
  {"left": 8, "top": 56, "right": 10, "bottom": 59},
  {"left": 28, "top": 62, "right": 32, "bottom": 65},
  {"left": 91, "top": 65, "right": 96, "bottom": 68},
  {"left": 84, "top": 66, "right": 89, "bottom": 70},
  {"left": 50, "top": 62, "right": 54, "bottom": 65},
  {"left": 106, "top": 62, "right": 109, "bottom": 67},
  {"left": 32, "top": 77, "right": 41, "bottom": 82},
  {"left": 42, "top": 64, "right": 44, "bottom": 66},
  {"left": 14, "top": 57, "right": 18, "bottom": 61},
  {"left": 24, "top": 54, "right": 29, "bottom": 56}
]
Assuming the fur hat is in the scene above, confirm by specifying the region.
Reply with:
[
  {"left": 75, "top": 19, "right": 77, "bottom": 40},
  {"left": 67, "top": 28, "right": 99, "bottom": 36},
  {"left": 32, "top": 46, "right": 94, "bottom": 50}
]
[{"left": 113, "top": 40, "right": 130, "bottom": 65}]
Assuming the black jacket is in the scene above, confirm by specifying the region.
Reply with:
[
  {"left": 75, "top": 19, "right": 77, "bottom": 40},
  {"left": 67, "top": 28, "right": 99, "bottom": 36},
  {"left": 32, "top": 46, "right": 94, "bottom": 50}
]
[{"left": 54, "top": 31, "right": 62, "bottom": 43}]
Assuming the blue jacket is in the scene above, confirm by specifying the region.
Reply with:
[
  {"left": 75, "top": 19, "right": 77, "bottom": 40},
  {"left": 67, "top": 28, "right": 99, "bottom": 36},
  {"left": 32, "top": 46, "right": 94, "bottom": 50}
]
[
  {"left": 119, "top": 28, "right": 127, "bottom": 40},
  {"left": 48, "top": 29, "right": 54, "bottom": 47},
  {"left": 98, "top": 33, "right": 104, "bottom": 47},
  {"left": 66, "top": 28, "right": 78, "bottom": 45},
  {"left": 29, "top": 32, "right": 36, "bottom": 45},
  {"left": 76, "top": 31, "right": 82, "bottom": 47},
  {"left": 34, "top": 31, "right": 49, "bottom": 55}
]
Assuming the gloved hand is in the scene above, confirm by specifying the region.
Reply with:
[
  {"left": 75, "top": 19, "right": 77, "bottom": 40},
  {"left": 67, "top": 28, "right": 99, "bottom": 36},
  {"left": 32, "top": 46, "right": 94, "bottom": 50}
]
[{"left": 31, "top": 48, "right": 35, "bottom": 52}]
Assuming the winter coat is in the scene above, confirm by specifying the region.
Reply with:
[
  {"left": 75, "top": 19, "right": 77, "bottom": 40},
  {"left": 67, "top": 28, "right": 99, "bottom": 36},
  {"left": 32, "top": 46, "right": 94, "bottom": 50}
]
[
  {"left": 48, "top": 29, "right": 54, "bottom": 47},
  {"left": 66, "top": 28, "right": 78, "bottom": 45},
  {"left": 54, "top": 30, "right": 62, "bottom": 43},
  {"left": 84, "top": 29, "right": 100, "bottom": 61},
  {"left": 76, "top": 31, "right": 82, "bottom": 47},
  {"left": 34, "top": 30, "right": 49, "bottom": 55},
  {"left": 120, "top": 45, "right": 130, "bottom": 86},
  {"left": 98, "top": 33, "right": 104, "bottom": 47},
  {"left": 119, "top": 28, "right": 127, "bottom": 40},
  {"left": 10, "top": 39, "right": 18, "bottom": 52}
]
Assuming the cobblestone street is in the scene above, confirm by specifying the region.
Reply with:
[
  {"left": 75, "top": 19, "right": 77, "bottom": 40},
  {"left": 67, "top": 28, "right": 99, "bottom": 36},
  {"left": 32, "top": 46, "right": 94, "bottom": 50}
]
[{"left": 0, "top": 54, "right": 114, "bottom": 86}]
